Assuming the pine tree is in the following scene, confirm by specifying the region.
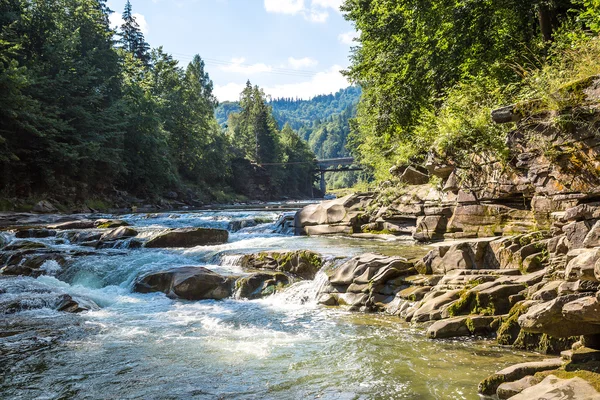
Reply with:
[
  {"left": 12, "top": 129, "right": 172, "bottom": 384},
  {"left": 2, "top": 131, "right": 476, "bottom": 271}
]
[{"left": 119, "top": 0, "right": 150, "bottom": 65}]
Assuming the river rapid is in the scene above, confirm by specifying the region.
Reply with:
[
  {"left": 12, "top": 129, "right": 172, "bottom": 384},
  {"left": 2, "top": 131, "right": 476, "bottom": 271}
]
[{"left": 0, "top": 204, "right": 544, "bottom": 399}]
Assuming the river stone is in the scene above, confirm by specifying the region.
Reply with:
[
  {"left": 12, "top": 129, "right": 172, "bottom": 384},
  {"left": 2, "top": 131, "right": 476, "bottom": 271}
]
[
  {"left": 133, "top": 266, "right": 234, "bottom": 300},
  {"left": 3, "top": 240, "right": 50, "bottom": 251},
  {"left": 411, "top": 289, "right": 462, "bottom": 323},
  {"left": 563, "top": 295, "right": 600, "bottom": 323},
  {"left": 14, "top": 228, "right": 56, "bottom": 239},
  {"left": 1, "top": 253, "right": 66, "bottom": 277},
  {"left": 563, "top": 204, "right": 600, "bottom": 222},
  {"left": 496, "top": 376, "right": 538, "bottom": 399},
  {"left": 509, "top": 374, "right": 600, "bottom": 400},
  {"left": 240, "top": 250, "right": 322, "bottom": 280},
  {"left": 478, "top": 358, "right": 564, "bottom": 395},
  {"left": 94, "top": 219, "right": 130, "bottom": 228},
  {"left": 48, "top": 220, "right": 95, "bottom": 230},
  {"left": 100, "top": 226, "right": 138, "bottom": 242},
  {"left": 426, "top": 315, "right": 495, "bottom": 339},
  {"left": 145, "top": 228, "right": 228, "bottom": 248},
  {"left": 519, "top": 293, "right": 600, "bottom": 337},
  {"left": 234, "top": 272, "right": 290, "bottom": 299},
  {"left": 329, "top": 253, "right": 414, "bottom": 286},
  {"left": 294, "top": 193, "right": 371, "bottom": 235}
]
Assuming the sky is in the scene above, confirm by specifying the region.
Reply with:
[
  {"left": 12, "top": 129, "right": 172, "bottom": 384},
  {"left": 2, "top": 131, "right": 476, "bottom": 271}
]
[{"left": 107, "top": 0, "right": 358, "bottom": 102}]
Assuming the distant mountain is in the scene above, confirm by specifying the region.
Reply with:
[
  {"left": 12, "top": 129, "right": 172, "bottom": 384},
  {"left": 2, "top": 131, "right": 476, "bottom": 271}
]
[{"left": 215, "top": 86, "right": 361, "bottom": 160}]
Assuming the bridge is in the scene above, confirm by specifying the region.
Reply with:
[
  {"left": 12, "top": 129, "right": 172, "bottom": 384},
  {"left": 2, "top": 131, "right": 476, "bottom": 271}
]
[
  {"left": 260, "top": 157, "right": 363, "bottom": 195},
  {"left": 315, "top": 157, "right": 362, "bottom": 194}
]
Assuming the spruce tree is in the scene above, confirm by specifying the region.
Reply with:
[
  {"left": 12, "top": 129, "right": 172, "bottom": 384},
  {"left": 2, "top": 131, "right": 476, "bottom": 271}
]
[{"left": 119, "top": 0, "right": 150, "bottom": 65}]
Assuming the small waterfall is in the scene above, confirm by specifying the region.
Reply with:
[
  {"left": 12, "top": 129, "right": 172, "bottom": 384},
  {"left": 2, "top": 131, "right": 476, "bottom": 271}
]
[
  {"left": 270, "top": 269, "right": 330, "bottom": 306},
  {"left": 219, "top": 254, "right": 245, "bottom": 267}
]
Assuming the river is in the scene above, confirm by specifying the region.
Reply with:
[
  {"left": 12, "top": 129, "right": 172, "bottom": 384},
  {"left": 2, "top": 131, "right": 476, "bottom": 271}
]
[{"left": 0, "top": 204, "right": 544, "bottom": 399}]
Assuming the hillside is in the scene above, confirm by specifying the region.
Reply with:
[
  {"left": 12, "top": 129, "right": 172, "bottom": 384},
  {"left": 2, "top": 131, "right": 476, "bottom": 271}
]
[{"left": 216, "top": 86, "right": 361, "bottom": 160}]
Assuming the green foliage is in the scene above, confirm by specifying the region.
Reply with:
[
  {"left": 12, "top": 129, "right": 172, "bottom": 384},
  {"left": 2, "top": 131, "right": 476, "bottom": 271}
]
[
  {"left": 0, "top": 0, "right": 292, "bottom": 203},
  {"left": 342, "top": 0, "right": 595, "bottom": 180}
]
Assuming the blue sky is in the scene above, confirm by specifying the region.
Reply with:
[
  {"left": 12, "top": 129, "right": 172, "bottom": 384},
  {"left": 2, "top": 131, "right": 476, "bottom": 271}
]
[{"left": 107, "top": 0, "right": 358, "bottom": 101}]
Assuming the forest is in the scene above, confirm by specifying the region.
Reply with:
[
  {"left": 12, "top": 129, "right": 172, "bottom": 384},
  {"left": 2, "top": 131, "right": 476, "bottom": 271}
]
[
  {"left": 0, "top": 0, "right": 316, "bottom": 209},
  {"left": 341, "top": 0, "right": 600, "bottom": 181},
  {"left": 216, "top": 86, "right": 365, "bottom": 189}
]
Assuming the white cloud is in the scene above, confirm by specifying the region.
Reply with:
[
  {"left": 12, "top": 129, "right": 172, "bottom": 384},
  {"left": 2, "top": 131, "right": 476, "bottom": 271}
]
[
  {"left": 263, "top": 0, "right": 305, "bottom": 15},
  {"left": 287, "top": 57, "right": 318, "bottom": 69},
  {"left": 214, "top": 65, "right": 349, "bottom": 102},
  {"left": 263, "top": 0, "right": 340, "bottom": 23},
  {"left": 311, "top": 0, "right": 343, "bottom": 11},
  {"left": 219, "top": 57, "right": 273, "bottom": 74},
  {"left": 109, "top": 12, "right": 149, "bottom": 34},
  {"left": 307, "top": 9, "right": 329, "bottom": 22},
  {"left": 338, "top": 31, "right": 358, "bottom": 45}
]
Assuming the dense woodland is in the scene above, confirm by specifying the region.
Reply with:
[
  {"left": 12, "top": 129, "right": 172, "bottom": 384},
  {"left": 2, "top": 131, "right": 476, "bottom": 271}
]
[
  {"left": 0, "top": 0, "right": 316, "bottom": 208},
  {"left": 342, "top": 0, "right": 600, "bottom": 181}
]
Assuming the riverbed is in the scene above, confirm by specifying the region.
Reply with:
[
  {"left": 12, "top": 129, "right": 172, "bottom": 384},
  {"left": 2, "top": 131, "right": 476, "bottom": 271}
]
[{"left": 0, "top": 205, "right": 544, "bottom": 399}]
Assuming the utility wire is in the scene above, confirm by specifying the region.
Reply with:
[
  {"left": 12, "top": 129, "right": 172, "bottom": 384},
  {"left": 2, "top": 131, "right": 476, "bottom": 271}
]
[{"left": 171, "top": 52, "right": 319, "bottom": 78}]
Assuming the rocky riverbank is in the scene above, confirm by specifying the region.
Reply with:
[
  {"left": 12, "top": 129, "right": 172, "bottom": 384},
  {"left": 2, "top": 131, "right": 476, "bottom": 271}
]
[{"left": 291, "top": 97, "right": 600, "bottom": 398}]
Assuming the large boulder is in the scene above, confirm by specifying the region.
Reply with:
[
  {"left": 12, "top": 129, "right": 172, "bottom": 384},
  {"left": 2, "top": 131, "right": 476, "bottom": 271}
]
[
  {"left": 133, "top": 266, "right": 235, "bottom": 300},
  {"left": 509, "top": 374, "right": 600, "bottom": 400},
  {"left": 145, "top": 228, "right": 228, "bottom": 248},
  {"left": 519, "top": 293, "right": 600, "bottom": 337},
  {"left": 295, "top": 194, "right": 371, "bottom": 235},
  {"left": 329, "top": 253, "right": 415, "bottom": 286},
  {"left": 240, "top": 250, "right": 322, "bottom": 280}
]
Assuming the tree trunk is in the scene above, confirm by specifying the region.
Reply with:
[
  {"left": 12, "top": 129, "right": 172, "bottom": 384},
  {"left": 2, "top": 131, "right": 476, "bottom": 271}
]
[{"left": 538, "top": 3, "right": 553, "bottom": 42}]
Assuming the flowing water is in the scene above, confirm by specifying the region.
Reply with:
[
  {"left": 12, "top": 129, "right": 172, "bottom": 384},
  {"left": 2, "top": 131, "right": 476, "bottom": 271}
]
[{"left": 0, "top": 205, "right": 544, "bottom": 399}]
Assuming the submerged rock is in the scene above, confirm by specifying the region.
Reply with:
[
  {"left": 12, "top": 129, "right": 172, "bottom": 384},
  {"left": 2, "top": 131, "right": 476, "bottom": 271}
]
[
  {"left": 145, "top": 228, "right": 228, "bottom": 248},
  {"left": 133, "top": 266, "right": 235, "bottom": 300}
]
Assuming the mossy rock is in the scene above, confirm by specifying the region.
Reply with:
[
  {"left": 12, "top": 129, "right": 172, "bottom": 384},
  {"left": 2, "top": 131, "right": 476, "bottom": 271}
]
[{"left": 240, "top": 250, "right": 322, "bottom": 280}]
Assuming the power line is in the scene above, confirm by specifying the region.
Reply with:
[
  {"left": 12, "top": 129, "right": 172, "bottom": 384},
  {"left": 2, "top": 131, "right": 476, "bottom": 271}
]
[{"left": 171, "top": 52, "right": 319, "bottom": 78}]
